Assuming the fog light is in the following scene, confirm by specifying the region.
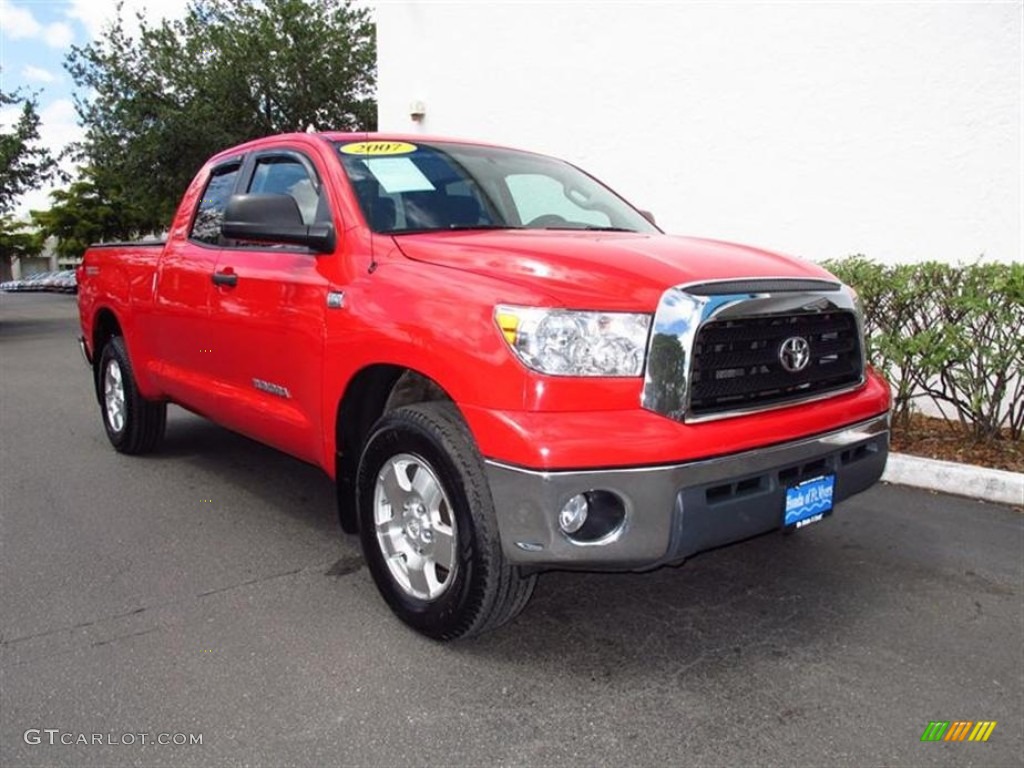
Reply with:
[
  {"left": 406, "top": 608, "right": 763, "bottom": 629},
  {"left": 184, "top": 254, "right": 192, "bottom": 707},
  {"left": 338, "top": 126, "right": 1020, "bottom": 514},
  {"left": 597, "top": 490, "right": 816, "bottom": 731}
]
[
  {"left": 558, "top": 490, "right": 627, "bottom": 543},
  {"left": 558, "top": 494, "right": 589, "bottom": 534}
]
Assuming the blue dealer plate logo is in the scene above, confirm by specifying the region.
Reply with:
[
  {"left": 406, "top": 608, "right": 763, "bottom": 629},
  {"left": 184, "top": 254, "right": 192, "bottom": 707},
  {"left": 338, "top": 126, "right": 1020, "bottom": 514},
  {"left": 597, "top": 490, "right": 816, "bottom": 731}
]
[{"left": 784, "top": 474, "right": 836, "bottom": 528}]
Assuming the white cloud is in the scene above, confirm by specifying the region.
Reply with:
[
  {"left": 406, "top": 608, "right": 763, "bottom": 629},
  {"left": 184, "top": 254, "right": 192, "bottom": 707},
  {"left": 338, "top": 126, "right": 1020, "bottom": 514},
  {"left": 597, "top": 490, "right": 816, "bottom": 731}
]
[
  {"left": 0, "top": 1, "right": 77, "bottom": 49},
  {"left": 43, "top": 20, "right": 74, "bottom": 49},
  {"left": 21, "top": 64, "right": 58, "bottom": 83},
  {"left": 64, "top": 0, "right": 191, "bottom": 41},
  {"left": 0, "top": 0, "right": 42, "bottom": 39},
  {"left": 0, "top": 103, "right": 23, "bottom": 132},
  {"left": 39, "top": 98, "right": 82, "bottom": 149}
]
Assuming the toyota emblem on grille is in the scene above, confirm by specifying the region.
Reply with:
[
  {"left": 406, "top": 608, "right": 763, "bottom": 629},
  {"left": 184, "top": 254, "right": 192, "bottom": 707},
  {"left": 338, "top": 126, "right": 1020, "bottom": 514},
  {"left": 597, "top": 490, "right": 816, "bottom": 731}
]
[{"left": 779, "top": 336, "right": 811, "bottom": 373}]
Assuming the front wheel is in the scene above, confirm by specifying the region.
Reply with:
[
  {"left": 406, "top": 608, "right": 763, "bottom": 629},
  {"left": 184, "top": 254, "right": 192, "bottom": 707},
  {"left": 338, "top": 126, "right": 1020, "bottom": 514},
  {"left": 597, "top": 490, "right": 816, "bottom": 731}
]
[
  {"left": 357, "top": 403, "right": 536, "bottom": 640},
  {"left": 97, "top": 336, "right": 166, "bottom": 454}
]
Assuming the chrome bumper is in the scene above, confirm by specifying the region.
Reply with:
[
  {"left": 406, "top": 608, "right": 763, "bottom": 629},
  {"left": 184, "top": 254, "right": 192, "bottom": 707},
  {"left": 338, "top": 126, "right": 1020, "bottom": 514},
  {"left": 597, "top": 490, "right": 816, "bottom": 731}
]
[
  {"left": 78, "top": 335, "right": 93, "bottom": 367},
  {"left": 485, "top": 412, "right": 889, "bottom": 570}
]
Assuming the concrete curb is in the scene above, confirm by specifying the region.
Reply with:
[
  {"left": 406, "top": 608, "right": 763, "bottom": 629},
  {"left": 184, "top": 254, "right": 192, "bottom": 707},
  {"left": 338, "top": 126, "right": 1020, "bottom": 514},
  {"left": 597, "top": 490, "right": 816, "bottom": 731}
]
[{"left": 882, "top": 452, "right": 1023, "bottom": 507}]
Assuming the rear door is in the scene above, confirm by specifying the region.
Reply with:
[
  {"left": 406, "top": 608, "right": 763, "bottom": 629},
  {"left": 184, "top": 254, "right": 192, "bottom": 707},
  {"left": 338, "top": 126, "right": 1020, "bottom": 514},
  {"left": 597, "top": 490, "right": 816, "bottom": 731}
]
[
  {"left": 151, "top": 159, "right": 242, "bottom": 413},
  {"left": 206, "top": 148, "right": 332, "bottom": 463}
]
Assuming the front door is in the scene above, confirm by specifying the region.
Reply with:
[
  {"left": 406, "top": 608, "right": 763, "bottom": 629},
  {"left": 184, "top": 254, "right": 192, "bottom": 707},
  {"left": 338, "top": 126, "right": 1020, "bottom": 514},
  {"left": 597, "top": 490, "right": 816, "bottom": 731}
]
[{"left": 206, "top": 149, "right": 332, "bottom": 463}]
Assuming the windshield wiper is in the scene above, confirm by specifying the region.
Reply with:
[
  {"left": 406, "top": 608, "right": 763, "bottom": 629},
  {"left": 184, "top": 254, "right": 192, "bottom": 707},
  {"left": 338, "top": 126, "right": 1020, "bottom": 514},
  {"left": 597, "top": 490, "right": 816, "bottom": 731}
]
[
  {"left": 535, "top": 225, "right": 636, "bottom": 232},
  {"left": 445, "top": 224, "right": 522, "bottom": 231},
  {"left": 387, "top": 224, "right": 521, "bottom": 235}
]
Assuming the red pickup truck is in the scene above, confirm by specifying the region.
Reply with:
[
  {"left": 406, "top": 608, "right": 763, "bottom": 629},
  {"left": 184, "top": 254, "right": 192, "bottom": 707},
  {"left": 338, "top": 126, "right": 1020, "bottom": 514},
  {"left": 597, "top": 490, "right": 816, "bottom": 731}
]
[{"left": 78, "top": 133, "right": 890, "bottom": 639}]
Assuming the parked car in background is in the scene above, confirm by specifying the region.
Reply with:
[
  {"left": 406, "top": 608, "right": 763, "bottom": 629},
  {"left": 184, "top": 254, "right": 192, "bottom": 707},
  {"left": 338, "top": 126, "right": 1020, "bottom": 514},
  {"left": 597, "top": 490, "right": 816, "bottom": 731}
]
[
  {"left": 21, "top": 272, "right": 52, "bottom": 292},
  {"left": 1, "top": 269, "right": 78, "bottom": 294},
  {"left": 53, "top": 270, "right": 78, "bottom": 294}
]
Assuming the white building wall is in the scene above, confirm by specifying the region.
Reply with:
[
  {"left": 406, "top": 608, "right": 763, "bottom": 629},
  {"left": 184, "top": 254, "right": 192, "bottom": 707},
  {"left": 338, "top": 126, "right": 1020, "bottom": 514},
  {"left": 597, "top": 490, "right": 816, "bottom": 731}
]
[{"left": 376, "top": 1, "right": 1021, "bottom": 265}]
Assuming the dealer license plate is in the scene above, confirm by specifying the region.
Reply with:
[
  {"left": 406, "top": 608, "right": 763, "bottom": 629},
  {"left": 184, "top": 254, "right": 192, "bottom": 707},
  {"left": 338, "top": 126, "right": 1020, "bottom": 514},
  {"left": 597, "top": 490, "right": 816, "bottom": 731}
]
[{"left": 784, "top": 474, "right": 836, "bottom": 529}]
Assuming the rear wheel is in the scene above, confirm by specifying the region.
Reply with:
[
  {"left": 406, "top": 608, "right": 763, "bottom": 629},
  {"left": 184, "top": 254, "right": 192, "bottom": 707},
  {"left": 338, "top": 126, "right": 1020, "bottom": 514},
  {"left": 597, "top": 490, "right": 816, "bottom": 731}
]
[
  {"left": 357, "top": 403, "right": 535, "bottom": 640},
  {"left": 98, "top": 336, "right": 166, "bottom": 454}
]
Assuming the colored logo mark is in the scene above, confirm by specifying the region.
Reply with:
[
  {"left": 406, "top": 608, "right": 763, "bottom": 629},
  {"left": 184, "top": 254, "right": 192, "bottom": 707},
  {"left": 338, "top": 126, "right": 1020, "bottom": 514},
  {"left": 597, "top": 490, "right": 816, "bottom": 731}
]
[
  {"left": 920, "top": 721, "right": 997, "bottom": 742},
  {"left": 339, "top": 141, "right": 417, "bottom": 156}
]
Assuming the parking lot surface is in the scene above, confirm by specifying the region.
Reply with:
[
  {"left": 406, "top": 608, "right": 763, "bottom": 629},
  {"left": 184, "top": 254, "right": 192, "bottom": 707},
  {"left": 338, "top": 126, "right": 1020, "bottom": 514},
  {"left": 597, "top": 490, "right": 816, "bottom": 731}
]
[{"left": 2, "top": 292, "right": 1021, "bottom": 767}]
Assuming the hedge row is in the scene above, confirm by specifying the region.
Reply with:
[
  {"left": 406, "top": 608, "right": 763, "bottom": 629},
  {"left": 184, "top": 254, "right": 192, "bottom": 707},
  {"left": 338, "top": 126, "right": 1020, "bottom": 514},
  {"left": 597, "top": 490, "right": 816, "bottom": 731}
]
[{"left": 821, "top": 257, "right": 1023, "bottom": 443}]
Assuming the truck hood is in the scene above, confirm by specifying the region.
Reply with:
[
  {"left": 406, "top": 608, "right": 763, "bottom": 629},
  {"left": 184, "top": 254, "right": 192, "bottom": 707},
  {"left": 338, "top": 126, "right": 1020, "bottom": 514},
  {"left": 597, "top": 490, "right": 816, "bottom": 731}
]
[{"left": 392, "top": 230, "right": 834, "bottom": 310}]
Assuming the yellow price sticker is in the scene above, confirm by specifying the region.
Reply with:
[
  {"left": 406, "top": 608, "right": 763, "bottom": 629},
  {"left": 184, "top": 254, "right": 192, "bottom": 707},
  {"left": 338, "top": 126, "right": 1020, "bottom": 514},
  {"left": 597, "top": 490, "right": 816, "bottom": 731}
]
[{"left": 340, "top": 141, "right": 418, "bottom": 156}]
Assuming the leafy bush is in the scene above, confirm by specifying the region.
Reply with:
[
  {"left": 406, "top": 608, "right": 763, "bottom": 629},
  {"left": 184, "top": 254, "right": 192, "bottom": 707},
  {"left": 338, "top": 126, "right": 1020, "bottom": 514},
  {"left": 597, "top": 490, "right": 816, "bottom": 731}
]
[{"left": 823, "top": 257, "right": 1023, "bottom": 443}]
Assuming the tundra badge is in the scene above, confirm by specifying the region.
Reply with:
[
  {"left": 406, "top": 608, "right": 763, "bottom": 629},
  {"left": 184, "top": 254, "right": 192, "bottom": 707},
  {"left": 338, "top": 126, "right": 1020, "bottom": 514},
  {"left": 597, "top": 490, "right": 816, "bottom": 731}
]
[{"left": 252, "top": 378, "right": 291, "bottom": 398}]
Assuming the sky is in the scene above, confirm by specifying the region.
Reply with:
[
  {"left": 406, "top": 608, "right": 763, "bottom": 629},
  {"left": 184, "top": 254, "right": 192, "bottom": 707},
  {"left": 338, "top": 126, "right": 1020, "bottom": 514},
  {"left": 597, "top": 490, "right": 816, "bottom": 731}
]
[{"left": 0, "top": 0, "right": 192, "bottom": 216}]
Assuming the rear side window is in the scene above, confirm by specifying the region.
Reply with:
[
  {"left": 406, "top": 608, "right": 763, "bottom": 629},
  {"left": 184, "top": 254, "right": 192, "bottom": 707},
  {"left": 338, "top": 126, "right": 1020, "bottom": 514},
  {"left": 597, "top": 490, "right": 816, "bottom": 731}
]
[{"left": 190, "top": 164, "right": 240, "bottom": 245}]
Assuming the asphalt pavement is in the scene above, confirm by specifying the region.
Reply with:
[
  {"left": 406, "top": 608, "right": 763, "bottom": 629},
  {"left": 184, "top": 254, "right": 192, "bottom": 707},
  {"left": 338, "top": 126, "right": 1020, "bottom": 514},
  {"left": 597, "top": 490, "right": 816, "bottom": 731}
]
[{"left": 1, "top": 292, "right": 1021, "bottom": 767}]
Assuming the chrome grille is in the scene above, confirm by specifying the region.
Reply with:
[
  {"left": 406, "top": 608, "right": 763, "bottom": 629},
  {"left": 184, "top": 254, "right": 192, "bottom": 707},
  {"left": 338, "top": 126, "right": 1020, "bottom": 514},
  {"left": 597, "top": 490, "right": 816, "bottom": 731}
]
[
  {"left": 685, "top": 279, "right": 840, "bottom": 295},
  {"left": 688, "top": 311, "right": 862, "bottom": 416}
]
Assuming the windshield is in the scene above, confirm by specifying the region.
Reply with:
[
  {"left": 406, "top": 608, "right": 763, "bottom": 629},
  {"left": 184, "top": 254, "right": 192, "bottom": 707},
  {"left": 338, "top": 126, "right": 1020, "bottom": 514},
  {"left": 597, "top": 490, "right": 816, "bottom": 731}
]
[{"left": 335, "top": 140, "right": 660, "bottom": 235}]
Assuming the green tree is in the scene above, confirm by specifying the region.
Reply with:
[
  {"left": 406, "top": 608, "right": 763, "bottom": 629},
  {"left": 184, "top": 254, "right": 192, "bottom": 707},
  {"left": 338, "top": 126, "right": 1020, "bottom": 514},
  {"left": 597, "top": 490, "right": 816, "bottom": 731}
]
[
  {"left": 31, "top": 169, "right": 148, "bottom": 261},
  {"left": 0, "top": 215, "right": 44, "bottom": 275},
  {"left": 66, "top": 0, "right": 376, "bottom": 232},
  {"left": 0, "top": 81, "right": 57, "bottom": 214}
]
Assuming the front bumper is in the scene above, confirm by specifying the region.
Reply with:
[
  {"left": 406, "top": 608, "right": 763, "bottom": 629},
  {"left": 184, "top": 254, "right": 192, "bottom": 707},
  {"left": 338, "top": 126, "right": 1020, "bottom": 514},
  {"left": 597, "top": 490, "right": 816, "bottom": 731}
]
[
  {"left": 78, "top": 335, "right": 93, "bottom": 366},
  {"left": 485, "top": 412, "right": 889, "bottom": 569}
]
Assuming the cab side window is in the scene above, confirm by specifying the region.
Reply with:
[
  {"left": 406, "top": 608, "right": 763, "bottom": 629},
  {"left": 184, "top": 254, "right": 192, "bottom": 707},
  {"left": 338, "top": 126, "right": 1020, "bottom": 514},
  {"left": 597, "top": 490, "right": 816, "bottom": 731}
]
[
  {"left": 247, "top": 157, "right": 323, "bottom": 225},
  {"left": 190, "top": 164, "right": 240, "bottom": 245}
]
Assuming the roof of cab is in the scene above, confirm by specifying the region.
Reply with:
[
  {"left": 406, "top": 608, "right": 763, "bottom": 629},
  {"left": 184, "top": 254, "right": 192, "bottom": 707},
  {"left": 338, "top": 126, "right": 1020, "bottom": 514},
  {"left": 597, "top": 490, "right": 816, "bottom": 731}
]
[{"left": 206, "top": 131, "right": 524, "bottom": 165}]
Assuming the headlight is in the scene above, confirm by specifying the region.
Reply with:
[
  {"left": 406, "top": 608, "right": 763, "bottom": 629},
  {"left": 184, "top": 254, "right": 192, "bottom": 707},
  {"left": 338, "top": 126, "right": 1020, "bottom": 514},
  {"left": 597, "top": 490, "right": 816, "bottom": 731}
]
[{"left": 494, "top": 305, "right": 652, "bottom": 376}]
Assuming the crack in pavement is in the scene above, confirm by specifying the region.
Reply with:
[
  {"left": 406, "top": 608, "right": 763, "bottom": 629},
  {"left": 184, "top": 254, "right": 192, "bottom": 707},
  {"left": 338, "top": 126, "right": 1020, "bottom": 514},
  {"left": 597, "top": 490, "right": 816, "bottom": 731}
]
[
  {"left": 0, "top": 606, "right": 148, "bottom": 647},
  {"left": 91, "top": 626, "right": 163, "bottom": 648},
  {"left": 0, "top": 561, "right": 337, "bottom": 649}
]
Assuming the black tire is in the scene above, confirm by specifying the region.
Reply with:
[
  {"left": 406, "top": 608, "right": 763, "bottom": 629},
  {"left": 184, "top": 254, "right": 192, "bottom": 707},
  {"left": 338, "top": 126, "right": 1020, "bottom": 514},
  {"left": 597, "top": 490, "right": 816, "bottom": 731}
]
[
  {"left": 97, "top": 336, "right": 167, "bottom": 454},
  {"left": 356, "top": 402, "right": 536, "bottom": 640}
]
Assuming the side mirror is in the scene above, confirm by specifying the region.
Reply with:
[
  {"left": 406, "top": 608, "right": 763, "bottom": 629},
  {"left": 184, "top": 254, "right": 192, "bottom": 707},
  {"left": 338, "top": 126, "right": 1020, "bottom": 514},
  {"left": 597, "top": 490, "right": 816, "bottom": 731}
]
[
  {"left": 221, "top": 194, "right": 335, "bottom": 253},
  {"left": 639, "top": 209, "right": 657, "bottom": 226}
]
